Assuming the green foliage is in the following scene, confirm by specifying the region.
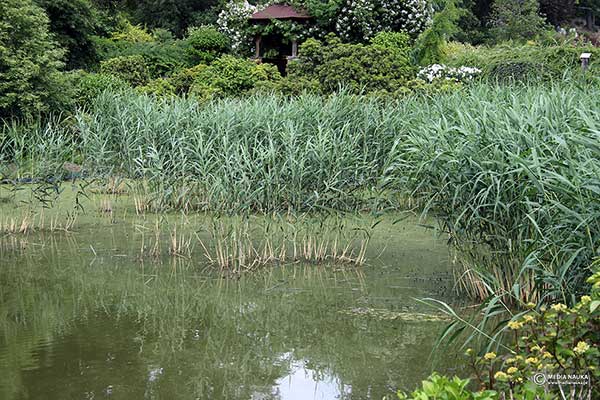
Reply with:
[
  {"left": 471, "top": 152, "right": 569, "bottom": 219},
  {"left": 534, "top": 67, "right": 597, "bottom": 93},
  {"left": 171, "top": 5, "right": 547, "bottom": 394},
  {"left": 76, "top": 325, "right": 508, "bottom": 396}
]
[
  {"left": 185, "top": 26, "right": 229, "bottom": 65},
  {"left": 489, "top": 0, "right": 548, "bottom": 43},
  {"left": 169, "top": 64, "right": 209, "bottom": 95},
  {"left": 540, "top": 0, "right": 577, "bottom": 26},
  {"left": 94, "top": 36, "right": 189, "bottom": 78},
  {"left": 250, "top": 19, "right": 306, "bottom": 43},
  {"left": 412, "top": 0, "right": 461, "bottom": 65},
  {"left": 371, "top": 31, "right": 411, "bottom": 54},
  {"left": 100, "top": 55, "right": 150, "bottom": 86},
  {"left": 384, "top": 83, "right": 600, "bottom": 304},
  {"left": 287, "top": 38, "right": 324, "bottom": 77},
  {"left": 0, "top": 0, "right": 71, "bottom": 118},
  {"left": 443, "top": 42, "right": 600, "bottom": 81},
  {"left": 190, "top": 56, "right": 281, "bottom": 99},
  {"left": 119, "top": 0, "right": 221, "bottom": 36},
  {"left": 486, "top": 60, "right": 542, "bottom": 82},
  {"left": 35, "top": 0, "right": 99, "bottom": 69},
  {"left": 137, "top": 78, "right": 176, "bottom": 97},
  {"left": 69, "top": 71, "right": 129, "bottom": 107},
  {"left": 255, "top": 76, "right": 321, "bottom": 97},
  {"left": 452, "top": 0, "right": 488, "bottom": 45},
  {"left": 291, "top": 35, "right": 415, "bottom": 94},
  {"left": 152, "top": 28, "right": 174, "bottom": 43},
  {"left": 110, "top": 18, "right": 154, "bottom": 43},
  {"left": 403, "top": 263, "right": 600, "bottom": 400},
  {"left": 462, "top": 266, "right": 600, "bottom": 399},
  {"left": 395, "top": 374, "right": 497, "bottom": 400},
  {"left": 298, "top": 0, "right": 342, "bottom": 26}
]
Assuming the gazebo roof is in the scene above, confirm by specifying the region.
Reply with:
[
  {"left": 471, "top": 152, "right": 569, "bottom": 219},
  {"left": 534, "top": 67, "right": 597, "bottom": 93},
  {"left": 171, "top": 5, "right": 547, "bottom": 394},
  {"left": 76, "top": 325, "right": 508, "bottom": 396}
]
[{"left": 250, "top": 4, "right": 312, "bottom": 20}]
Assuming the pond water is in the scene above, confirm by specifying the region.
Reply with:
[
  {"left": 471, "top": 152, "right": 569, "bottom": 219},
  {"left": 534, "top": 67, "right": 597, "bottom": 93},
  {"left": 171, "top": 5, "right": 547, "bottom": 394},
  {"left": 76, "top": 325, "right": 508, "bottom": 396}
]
[{"left": 0, "top": 192, "right": 465, "bottom": 399}]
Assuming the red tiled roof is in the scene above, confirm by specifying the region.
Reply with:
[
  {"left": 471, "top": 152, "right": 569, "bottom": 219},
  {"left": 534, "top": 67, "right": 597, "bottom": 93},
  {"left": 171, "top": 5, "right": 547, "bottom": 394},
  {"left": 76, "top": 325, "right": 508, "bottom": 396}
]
[{"left": 250, "top": 4, "right": 311, "bottom": 20}]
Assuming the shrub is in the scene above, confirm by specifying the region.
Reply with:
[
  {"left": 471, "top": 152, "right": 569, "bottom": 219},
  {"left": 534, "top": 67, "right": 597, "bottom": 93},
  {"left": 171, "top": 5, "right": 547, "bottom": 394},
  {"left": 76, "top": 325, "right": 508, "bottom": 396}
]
[
  {"left": 94, "top": 37, "right": 189, "bottom": 78},
  {"left": 110, "top": 18, "right": 154, "bottom": 43},
  {"left": 398, "top": 261, "right": 600, "bottom": 400},
  {"left": 486, "top": 60, "right": 543, "bottom": 82},
  {"left": 185, "top": 26, "right": 229, "bottom": 65},
  {"left": 463, "top": 264, "right": 600, "bottom": 399},
  {"left": 137, "top": 78, "right": 176, "bottom": 97},
  {"left": 216, "top": 0, "right": 257, "bottom": 52},
  {"left": 412, "top": 0, "right": 460, "bottom": 65},
  {"left": 394, "top": 374, "right": 496, "bottom": 400},
  {"left": 169, "top": 64, "right": 208, "bottom": 95},
  {"left": 333, "top": 0, "right": 432, "bottom": 42},
  {"left": 217, "top": 0, "right": 431, "bottom": 50},
  {"left": 0, "top": 0, "right": 71, "bottom": 118},
  {"left": 70, "top": 71, "right": 129, "bottom": 107},
  {"left": 417, "top": 64, "right": 481, "bottom": 83},
  {"left": 152, "top": 28, "right": 174, "bottom": 43},
  {"left": 370, "top": 31, "right": 411, "bottom": 55},
  {"left": 100, "top": 55, "right": 151, "bottom": 86},
  {"left": 290, "top": 35, "right": 415, "bottom": 94},
  {"left": 443, "top": 42, "right": 600, "bottom": 81},
  {"left": 254, "top": 76, "right": 321, "bottom": 97},
  {"left": 489, "top": 0, "right": 548, "bottom": 43},
  {"left": 190, "top": 56, "right": 280, "bottom": 99}
]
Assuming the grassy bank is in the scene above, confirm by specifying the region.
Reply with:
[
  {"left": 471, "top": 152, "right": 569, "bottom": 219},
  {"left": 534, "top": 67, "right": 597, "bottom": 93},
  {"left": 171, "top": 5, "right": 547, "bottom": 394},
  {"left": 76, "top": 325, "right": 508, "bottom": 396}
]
[{"left": 1, "top": 82, "right": 599, "bottom": 304}]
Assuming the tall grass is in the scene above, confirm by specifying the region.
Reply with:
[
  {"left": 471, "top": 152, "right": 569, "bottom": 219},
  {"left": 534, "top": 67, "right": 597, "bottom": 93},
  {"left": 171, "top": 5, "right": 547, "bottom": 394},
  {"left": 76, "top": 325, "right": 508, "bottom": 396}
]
[
  {"left": 383, "top": 84, "right": 600, "bottom": 304},
  {"left": 74, "top": 91, "right": 401, "bottom": 212},
  {"left": 1, "top": 82, "right": 599, "bottom": 305}
]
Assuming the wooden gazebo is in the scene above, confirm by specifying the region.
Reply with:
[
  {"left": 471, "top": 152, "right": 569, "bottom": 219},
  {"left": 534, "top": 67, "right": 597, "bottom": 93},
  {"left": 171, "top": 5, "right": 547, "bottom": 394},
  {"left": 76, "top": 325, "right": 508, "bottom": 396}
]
[{"left": 249, "top": 4, "right": 312, "bottom": 74}]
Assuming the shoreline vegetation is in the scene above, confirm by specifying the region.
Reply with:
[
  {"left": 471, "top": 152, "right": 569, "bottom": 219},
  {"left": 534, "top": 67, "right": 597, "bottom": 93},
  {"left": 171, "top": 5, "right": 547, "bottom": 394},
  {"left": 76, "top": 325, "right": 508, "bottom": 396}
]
[
  {"left": 2, "top": 0, "right": 600, "bottom": 398},
  {"left": 2, "top": 83, "right": 598, "bottom": 304}
]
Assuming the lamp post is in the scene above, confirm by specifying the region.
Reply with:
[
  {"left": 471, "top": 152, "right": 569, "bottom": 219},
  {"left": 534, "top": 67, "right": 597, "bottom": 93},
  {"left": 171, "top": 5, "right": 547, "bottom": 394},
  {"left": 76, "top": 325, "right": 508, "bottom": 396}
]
[{"left": 580, "top": 53, "right": 591, "bottom": 71}]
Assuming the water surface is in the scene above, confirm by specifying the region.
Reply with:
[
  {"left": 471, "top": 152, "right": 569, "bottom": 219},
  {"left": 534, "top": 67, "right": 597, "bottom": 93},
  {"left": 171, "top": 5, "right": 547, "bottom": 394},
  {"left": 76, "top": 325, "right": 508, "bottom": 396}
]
[{"left": 0, "top": 193, "right": 464, "bottom": 399}]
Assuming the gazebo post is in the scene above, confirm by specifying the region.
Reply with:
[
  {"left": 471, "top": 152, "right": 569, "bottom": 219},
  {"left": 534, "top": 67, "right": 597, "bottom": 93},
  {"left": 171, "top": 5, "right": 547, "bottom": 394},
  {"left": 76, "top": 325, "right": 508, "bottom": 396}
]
[
  {"left": 254, "top": 35, "right": 262, "bottom": 59},
  {"left": 291, "top": 39, "right": 298, "bottom": 58}
]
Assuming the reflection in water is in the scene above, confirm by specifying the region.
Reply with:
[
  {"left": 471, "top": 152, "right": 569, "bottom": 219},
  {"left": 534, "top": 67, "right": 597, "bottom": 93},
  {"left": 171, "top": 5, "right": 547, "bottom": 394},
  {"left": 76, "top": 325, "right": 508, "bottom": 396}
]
[
  {"left": 0, "top": 215, "right": 464, "bottom": 399},
  {"left": 268, "top": 357, "right": 349, "bottom": 400}
]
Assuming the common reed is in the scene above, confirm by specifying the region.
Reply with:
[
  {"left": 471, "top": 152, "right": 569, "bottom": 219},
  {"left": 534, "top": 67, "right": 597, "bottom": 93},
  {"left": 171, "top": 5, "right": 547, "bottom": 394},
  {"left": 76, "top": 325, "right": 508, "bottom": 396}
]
[
  {"left": 0, "top": 211, "right": 76, "bottom": 234},
  {"left": 197, "top": 217, "right": 370, "bottom": 272},
  {"left": 2, "top": 82, "right": 599, "bottom": 305}
]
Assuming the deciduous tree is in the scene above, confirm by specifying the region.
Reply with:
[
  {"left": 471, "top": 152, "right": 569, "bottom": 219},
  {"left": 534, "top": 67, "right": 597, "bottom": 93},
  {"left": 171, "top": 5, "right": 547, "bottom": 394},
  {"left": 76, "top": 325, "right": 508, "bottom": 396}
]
[{"left": 0, "top": 0, "right": 69, "bottom": 118}]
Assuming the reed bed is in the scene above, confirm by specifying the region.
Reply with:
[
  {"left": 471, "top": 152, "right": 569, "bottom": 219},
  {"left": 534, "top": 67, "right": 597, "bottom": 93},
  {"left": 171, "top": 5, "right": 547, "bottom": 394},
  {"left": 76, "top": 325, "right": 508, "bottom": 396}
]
[
  {"left": 134, "top": 215, "right": 369, "bottom": 271},
  {"left": 383, "top": 84, "right": 600, "bottom": 304},
  {"left": 0, "top": 210, "right": 77, "bottom": 234},
  {"left": 1, "top": 81, "right": 599, "bottom": 304},
  {"left": 197, "top": 217, "right": 369, "bottom": 272}
]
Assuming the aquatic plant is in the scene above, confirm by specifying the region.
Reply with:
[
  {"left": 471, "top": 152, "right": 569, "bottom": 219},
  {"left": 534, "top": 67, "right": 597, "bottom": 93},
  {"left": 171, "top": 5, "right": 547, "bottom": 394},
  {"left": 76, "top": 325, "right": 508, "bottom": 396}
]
[
  {"left": 197, "top": 216, "right": 370, "bottom": 272},
  {"left": 2, "top": 81, "right": 599, "bottom": 307},
  {"left": 0, "top": 210, "right": 76, "bottom": 234},
  {"left": 384, "top": 83, "right": 600, "bottom": 304}
]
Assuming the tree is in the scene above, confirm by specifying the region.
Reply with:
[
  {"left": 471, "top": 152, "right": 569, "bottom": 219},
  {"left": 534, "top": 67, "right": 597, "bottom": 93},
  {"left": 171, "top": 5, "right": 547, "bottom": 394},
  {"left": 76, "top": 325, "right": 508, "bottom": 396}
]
[
  {"left": 121, "top": 0, "right": 222, "bottom": 36},
  {"left": 540, "top": 0, "right": 577, "bottom": 26},
  {"left": 35, "top": 0, "right": 100, "bottom": 69},
  {"left": 412, "top": 0, "right": 461, "bottom": 65},
  {"left": 452, "top": 0, "right": 488, "bottom": 44},
  {"left": 0, "top": 0, "right": 70, "bottom": 119},
  {"left": 576, "top": 0, "right": 600, "bottom": 30},
  {"left": 489, "top": 0, "right": 548, "bottom": 42}
]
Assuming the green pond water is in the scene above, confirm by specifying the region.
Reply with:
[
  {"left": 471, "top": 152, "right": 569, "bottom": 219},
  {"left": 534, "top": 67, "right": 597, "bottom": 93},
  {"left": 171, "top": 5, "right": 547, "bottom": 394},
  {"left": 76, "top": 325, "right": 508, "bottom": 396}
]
[{"left": 0, "top": 187, "right": 466, "bottom": 400}]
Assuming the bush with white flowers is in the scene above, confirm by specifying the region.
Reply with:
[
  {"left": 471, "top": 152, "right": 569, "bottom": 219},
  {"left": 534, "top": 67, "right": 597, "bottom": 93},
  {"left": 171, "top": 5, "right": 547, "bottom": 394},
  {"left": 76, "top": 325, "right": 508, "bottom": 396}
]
[
  {"left": 418, "top": 64, "right": 481, "bottom": 83},
  {"left": 335, "top": 0, "right": 432, "bottom": 42},
  {"left": 217, "top": 1, "right": 259, "bottom": 52}
]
